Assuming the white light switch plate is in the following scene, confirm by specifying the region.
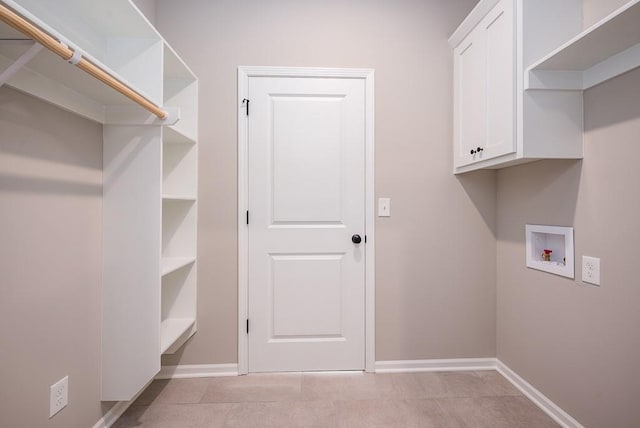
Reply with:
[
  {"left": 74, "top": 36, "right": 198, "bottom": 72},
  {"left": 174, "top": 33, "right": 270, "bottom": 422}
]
[
  {"left": 378, "top": 198, "right": 390, "bottom": 217},
  {"left": 582, "top": 256, "right": 601, "bottom": 286}
]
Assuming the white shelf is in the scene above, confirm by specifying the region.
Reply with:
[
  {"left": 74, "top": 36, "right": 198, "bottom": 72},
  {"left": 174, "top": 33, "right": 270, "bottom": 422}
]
[
  {"left": 0, "top": 0, "right": 164, "bottom": 123},
  {"left": 160, "top": 318, "right": 195, "bottom": 354},
  {"left": 161, "top": 257, "right": 196, "bottom": 277},
  {"left": 164, "top": 79, "right": 198, "bottom": 142},
  {"left": 164, "top": 126, "right": 196, "bottom": 145},
  {"left": 0, "top": 43, "right": 161, "bottom": 123},
  {"left": 163, "top": 142, "right": 197, "bottom": 196},
  {"left": 527, "top": 0, "right": 640, "bottom": 90},
  {"left": 162, "top": 194, "right": 196, "bottom": 202},
  {"left": 162, "top": 195, "right": 197, "bottom": 258}
]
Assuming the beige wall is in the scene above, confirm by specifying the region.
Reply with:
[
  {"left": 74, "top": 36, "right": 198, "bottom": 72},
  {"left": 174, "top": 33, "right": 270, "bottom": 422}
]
[
  {"left": 0, "top": 87, "right": 106, "bottom": 427},
  {"left": 156, "top": 0, "right": 496, "bottom": 365},
  {"left": 496, "top": 3, "right": 640, "bottom": 426},
  {"left": 582, "top": 0, "right": 629, "bottom": 27},
  {"left": 132, "top": 0, "right": 157, "bottom": 26}
]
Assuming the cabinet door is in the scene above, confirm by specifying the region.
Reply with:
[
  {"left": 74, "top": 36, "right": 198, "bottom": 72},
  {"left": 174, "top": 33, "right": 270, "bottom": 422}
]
[
  {"left": 483, "top": 0, "right": 515, "bottom": 160},
  {"left": 453, "top": 28, "right": 486, "bottom": 168},
  {"left": 453, "top": 0, "right": 515, "bottom": 169}
]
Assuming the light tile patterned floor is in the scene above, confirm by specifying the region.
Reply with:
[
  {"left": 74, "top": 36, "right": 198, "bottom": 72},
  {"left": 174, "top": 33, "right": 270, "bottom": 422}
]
[{"left": 115, "top": 370, "right": 558, "bottom": 427}]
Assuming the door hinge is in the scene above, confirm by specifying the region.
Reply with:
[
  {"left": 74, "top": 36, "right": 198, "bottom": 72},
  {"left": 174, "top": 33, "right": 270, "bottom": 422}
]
[
  {"left": 242, "top": 98, "right": 250, "bottom": 116},
  {"left": 246, "top": 210, "right": 249, "bottom": 225},
  {"left": 246, "top": 319, "right": 249, "bottom": 334}
]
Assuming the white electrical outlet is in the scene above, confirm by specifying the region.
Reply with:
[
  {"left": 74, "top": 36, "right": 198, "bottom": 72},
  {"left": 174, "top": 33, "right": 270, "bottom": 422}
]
[
  {"left": 582, "top": 256, "right": 601, "bottom": 286},
  {"left": 49, "top": 376, "right": 68, "bottom": 418}
]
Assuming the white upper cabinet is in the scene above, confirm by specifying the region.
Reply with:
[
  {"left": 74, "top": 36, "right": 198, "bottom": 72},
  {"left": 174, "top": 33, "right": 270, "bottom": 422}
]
[
  {"left": 453, "top": 0, "right": 515, "bottom": 168},
  {"left": 449, "top": 0, "right": 584, "bottom": 174}
]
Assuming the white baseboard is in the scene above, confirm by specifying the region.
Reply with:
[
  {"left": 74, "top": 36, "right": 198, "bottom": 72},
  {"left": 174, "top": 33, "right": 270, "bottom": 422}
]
[
  {"left": 92, "top": 364, "right": 238, "bottom": 427},
  {"left": 375, "top": 358, "right": 497, "bottom": 373},
  {"left": 156, "top": 363, "right": 239, "bottom": 379},
  {"left": 496, "top": 361, "right": 584, "bottom": 428},
  {"left": 375, "top": 358, "right": 583, "bottom": 428},
  {"left": 92, "top": 400, "right": 133, "bottom": 428},
  {"left": 92, "top": 379, "right": 152, "bottom": 428},
  {"left": 94, "top": 360, "right": 582, "bottom": 428}
]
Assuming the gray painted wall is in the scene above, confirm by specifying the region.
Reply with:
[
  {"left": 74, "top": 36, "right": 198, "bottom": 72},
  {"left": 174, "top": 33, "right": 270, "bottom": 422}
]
[
  {"left": 496, "top": 71, "right": 640, "bottom": 428},
  {"left": 496, "top": 2, "right": 640, "bottom": 426},
  {"left": 583, "top": 0, "right": 629, "bottom": 27},
  {"left": 155, "top": 0, "right": 496, "bottom": 366},
  {"left": 132, "top": 0, "right": 157, "bottom": 26},
  {"left": 0, "top": 87, "right": 106, "bottom": 427}
]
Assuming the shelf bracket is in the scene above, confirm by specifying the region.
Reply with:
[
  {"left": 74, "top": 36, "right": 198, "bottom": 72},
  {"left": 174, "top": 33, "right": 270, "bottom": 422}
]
[{"left": 0, "top": 42, "right": 43, "bottom": 88}]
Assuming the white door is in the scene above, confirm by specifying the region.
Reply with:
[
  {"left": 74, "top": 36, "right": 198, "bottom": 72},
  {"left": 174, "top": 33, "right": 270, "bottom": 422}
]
[{"left": 247, "top": 75, "right": 366, "bottom": 372}]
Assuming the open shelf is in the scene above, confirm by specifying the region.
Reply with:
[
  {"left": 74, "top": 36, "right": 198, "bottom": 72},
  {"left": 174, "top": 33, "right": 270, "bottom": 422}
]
[
  {"left": 161, "top": 263, "right": 196, "bottom": 354},
  {"left": 163, "top": 141, "right": 197, "bottom": 196},
  {"left": 160, "top": 318, "right": 195, "bottom": 354},
  {"left": 0, "top": 0, "right": 164, "bottom": 123},
  {"left": 163, "top": 126, "right": 196, "bottom": 145},
  {"left": 162, "top": 194, "right": 196, "bottom": 202},
  {"left": 161, "top": 257, "right": 196, "bottom": 277},
  {"left": 164, "top": 79, "right": 198, "bottom": 142},
  {"left": 162, "top": 199, "right": 197, "bottom": 258},
  {"left": 527, "top": 0, "right": 640, "bottom": 90}
]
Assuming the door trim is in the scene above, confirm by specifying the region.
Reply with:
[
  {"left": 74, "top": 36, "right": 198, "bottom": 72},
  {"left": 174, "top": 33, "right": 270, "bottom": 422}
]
[{"left": 237, "top": 66, "right": 375, "bottom": 374}]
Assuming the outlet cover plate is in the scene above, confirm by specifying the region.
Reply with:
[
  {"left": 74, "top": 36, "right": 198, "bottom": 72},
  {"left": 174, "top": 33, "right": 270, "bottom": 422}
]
[
  {"left": 50, "top": 376, "right": 68, "bottom": 418},
  {"left": 582, "top": 256, "right": 601, "bottom": 286}
]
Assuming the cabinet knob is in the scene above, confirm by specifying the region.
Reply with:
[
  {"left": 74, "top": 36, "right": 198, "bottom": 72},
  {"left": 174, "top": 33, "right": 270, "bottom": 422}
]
[
  {"left": 477, "top": 147, "right": 484, "bottom": 152},
  {"left": 470, "top": 149, "right": 476, "bottom": 155},
  {"left": 352, "top": 234, "right": 362, "bottom": 244}
]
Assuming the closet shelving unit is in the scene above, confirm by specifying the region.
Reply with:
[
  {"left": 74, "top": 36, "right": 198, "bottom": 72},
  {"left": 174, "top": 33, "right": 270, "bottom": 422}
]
[{"left": 0, "top": 0, "right": 198, "bottom": 401}]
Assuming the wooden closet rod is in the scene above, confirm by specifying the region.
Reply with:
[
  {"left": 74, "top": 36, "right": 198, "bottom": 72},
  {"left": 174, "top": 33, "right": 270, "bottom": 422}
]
[{"left": 0, "top": 4, "right": 168, "bottom": 120}]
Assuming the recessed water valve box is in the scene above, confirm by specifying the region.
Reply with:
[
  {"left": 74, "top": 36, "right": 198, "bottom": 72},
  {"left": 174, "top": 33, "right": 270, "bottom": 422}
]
[{"left": 525, "top": 225, "right": 574, "bottom": 278}]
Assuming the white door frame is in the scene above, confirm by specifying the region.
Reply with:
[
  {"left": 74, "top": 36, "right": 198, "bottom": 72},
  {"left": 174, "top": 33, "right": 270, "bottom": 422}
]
[{"left": 237, "top": 66, "right": 375, "bottom": 374}]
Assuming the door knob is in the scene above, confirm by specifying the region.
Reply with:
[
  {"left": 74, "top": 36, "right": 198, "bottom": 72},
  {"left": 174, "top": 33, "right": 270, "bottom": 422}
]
[{"left": 352, "top": 234, "right": 362, "bottom": 244}]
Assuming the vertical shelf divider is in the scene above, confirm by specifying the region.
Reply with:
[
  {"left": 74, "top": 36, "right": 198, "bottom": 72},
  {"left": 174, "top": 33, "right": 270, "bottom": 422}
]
[{"left": 160, "top": 43, "right": 198, "bottom": 356}]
